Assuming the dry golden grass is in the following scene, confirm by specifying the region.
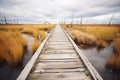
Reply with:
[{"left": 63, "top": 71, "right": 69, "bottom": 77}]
[
  {"left": 62, "top": 24, "right": 120, "bottom": 48},
  {"left": 107, "top": 36, "right": 120, "bottom": 71},
  {"left": 29, "top": 24, "right": 55, "bottom": 31},
  {"left": 0, "top": 31, "right": 27, "bottom": 65},
  {"left": 84, "top": 26, "right": 119, "bottom": 41},
  {"left": 31, "top": 38, "right": 41, "bottom": 53},
  {"left": 0, "top": 24, "right": 24, "bottom": 31},
  {"left": 22, "top": 27, "right": 46, "bottom": 41},
  {"left": 107, "top": 53, "right": 120, "bottom": 71},
  {"left": 70, "top": 30, "right": 96, "bottom": 47},
  {"left": 96, "top": 40, "right": 108, "bottom": 48},
  {"left": 0, "top": 24, "right": 55, "bottom": 65},
  {"left": 64, "top": 24, "right": 120, "bottom": 41},
  {"left": 0, "top": 24, "right": 55, "bottom": 32}
]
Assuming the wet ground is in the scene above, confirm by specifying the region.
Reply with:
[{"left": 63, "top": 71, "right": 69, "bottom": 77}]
[
  {"left": 0, "top": 34, "right": 34, "bottom": 80},
  {"left": 81, "top": 43, "right": 119, "bottom": 80}
]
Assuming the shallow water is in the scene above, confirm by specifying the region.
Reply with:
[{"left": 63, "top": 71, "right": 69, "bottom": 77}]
[
  {"left": 22, "top": 34, "right": 34, "bottom": 66},
  {"left": 81, "top": 43, "right": 119, "bottom": 80},
  {"left": 0, "top": 34, "right": 34, "bottom": 80}
]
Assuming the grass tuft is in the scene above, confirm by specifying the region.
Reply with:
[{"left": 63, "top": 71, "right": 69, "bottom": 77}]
[
  {"left": 0, "top": 31, "right": 27, "bottom": 65},
  {"left": 0, "top": 24, "right": 55, "bottom": 65},
  {"left": 107, "top": 36, "right": 120, "bottom": 71},
  {"left": 70, "top": 30, "right": 96, "bottom": 47},
  {"left": 30, "top": 38, "right": 41, "bottom": 53}
]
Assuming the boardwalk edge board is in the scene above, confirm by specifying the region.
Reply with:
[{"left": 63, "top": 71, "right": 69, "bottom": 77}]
[
  {"left": 63, "top": 27, "right": 103, "bottom": 80},
  {"left": 17, "top": 27, "right": 55, "bottom": 80}
]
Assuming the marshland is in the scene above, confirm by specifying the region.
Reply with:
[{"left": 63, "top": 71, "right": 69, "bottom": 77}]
[
  {"left": 61, "top": 24, "right": 120, "bottom": 80},
  {"left": 0, "top": 24, "right": 120, "bottom": 80},
  {"left": 0, "top": 24, "right": 55, "bottom": 80},
  {"left": 0, "top": 0, "right": 120, "bottom": 80}
]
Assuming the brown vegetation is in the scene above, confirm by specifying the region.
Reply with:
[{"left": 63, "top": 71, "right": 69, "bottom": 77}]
[
  {"left": 70, "top": 30, "right": 96, "bottom": 48},
  {"left": 107, "top": 36, "right": 120, "bottom": 71},
  {"left": 31, "top": 38, "right": 41, "bottom": 53},
  {"left": 0, "top": 31, "right": 27, "bottom": 65},
  {"left": 62, "top": 24, "right": 120, "bottom": 48},
  {"left": 0, "top": 24, "right": 55, "bottom": 65}
]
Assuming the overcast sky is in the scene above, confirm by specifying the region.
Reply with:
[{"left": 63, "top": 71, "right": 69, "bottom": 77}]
[{"left": 0, "top": 0, "right": 120, "bottom": 24}]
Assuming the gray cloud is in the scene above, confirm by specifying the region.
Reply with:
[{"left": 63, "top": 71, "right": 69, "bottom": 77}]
[{"left": 0, "top": 0, "right": 120, "bottom": 23}]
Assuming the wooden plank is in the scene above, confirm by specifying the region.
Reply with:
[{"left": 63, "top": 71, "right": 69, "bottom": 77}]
[
  {"left": 48, "top": 39, "right": 69, "bottom": 42},
  {"left": 46, "top": 45, "right": 73, "bottom": 47},
  {"left": 44, "top": 46, "right": 74, "bottom": 50},
  {"left": 47, "top": 42, "right": 71, "bottom": 44},
  {"left": 39, "top": 58, "right": 80, "bottom": 62},
  {"left": 35, "top": 61, "right": 83, "bottom": 65},
  {"left": 44, "top": 47, "right": 74, "bottom": 50},
  {"left": 39, "top": 53, "right": 78, "bottom": 59},
  {"left": 34, "top": 62, "right": 85, "bottom": 69},
  {"left": 28, "top": 72, "right": 91, "bottom": 80},
  {"left": 33, "top": 67, "right": 86, "bottom": 73},
  {"left": 46, "top": 46, "right": 73, "bottom": 48},
  {"left": 41, "top": 52, "right": 77, "bottom": 54},
  {"left": 42, "top": 49, "right": 76, "bottom": 53}
]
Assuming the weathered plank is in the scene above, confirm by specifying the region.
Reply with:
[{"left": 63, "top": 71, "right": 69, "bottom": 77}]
[
  {"left": 28, "top": 72, "right": 91, "bottom": 80},
  {"left": 34, "top": 62, "right": 85, "bottom": 69},
  {"left": 42, "top": 49, "right": 76, "bottom": 53},
  {"left": 33, "top": 68, "right": 86, "bottom": 73},
  {"left": 39, "top": 58, "right": 81, "bottom": 62}
]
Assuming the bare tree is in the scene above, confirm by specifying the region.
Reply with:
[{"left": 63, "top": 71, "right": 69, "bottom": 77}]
[
  {"left": 108, "top": 9, "right": 117, "bottom": 26},
  {"left": 0, "top": 11, "right": 4, "bottom": 24},
  {"left": 71, "top": 13, "right": 74, "bottom": 27},
  {"left": 4, "top": 13, "right": 7, "bottom": 24},
  {"left": 80, "top": 16, "right": 82, "bottom": 24},
  {"left": 64, "top": 18, "right": 66, "bottom": 24}
]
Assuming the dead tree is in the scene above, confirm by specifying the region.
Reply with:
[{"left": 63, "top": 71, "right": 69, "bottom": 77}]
[
  {"left": 4, "top": 14, "right": 7, "bottom": 24},
  {"left": 71, "top": 13, "right": 74, "bottom": 27},
  {"left": 80, "top": 16, "right": 82, "bottom": 25},
  {"left": 64, "top": 18, "right": 66, "bottom": 24},
  {"left": 108, "top": 9, "right": 117, "bottom": 26},
  {"left": 0, "top": 11, "right": 3, "bottom": 24}
]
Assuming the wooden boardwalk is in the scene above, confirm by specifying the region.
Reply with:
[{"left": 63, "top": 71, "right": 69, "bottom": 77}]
[{"left": 17, "top": 25, "right": 103, "bottom": 80}]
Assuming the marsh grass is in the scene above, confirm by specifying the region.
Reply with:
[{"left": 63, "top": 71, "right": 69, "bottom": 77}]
[
  {"left": 107, "top": 36, "right": 120, "bottom": 71},
  {"left": 31, "top": 38, "right": 41, "bottom": 53},
  {"left": 0, "top": 31, "right": 27, "bottom": 65},
  {"left": 22, "top": 27, "right": 46, "bottom": 41},
  {"left": 70, "top": 30, "right": 96, "bottom": 47},
  {"left": 63, "top": 24, "right": 120, "bottom": 48},
  {"left": 62, "top": 24, "right": 120, "bottom": 71},
  {"left": 0, "top": 24, "right": 55, "bottom": 65}
]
